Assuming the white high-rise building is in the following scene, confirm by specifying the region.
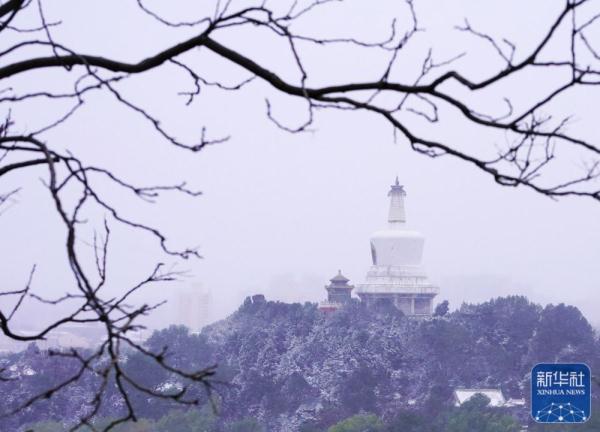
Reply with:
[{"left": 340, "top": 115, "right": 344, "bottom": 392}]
[
  {"left": 356, "top": 178, "right": 439, "bottom": 315},
  {"left": 175, "top": 283, "right": 213, "bottom": 331}
]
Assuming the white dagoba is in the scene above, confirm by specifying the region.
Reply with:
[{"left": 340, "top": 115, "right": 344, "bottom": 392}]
[{"left": 356, "top": 178, "right": 439, "bottom": 315}]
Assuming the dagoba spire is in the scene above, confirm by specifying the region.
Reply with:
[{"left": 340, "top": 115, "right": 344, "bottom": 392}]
[{"left": 387, "top": 176, "right": 407, "bottom": 226}]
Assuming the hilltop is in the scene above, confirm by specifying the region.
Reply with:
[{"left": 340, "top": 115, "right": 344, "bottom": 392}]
[{"left": 3, "top": 295, "right": 599, "bottom": 431}]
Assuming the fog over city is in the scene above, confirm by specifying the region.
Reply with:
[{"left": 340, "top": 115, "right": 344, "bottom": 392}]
[{"left": 2, "top": 0, "right": 599, "bottom": 335}]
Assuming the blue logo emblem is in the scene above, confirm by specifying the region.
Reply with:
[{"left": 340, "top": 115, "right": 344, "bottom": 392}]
[{"left": 531, "top": 363, "right": 591, "bottom": 423}]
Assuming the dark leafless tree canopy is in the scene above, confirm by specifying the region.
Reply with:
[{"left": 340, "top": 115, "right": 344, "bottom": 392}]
[{"left": 0, "top": 0, "right": 599, "bottom": 430}]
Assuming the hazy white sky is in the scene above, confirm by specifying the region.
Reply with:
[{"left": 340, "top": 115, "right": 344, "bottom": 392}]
[{"left": 1, "top": 0, "right": 599, "bottom": 336}]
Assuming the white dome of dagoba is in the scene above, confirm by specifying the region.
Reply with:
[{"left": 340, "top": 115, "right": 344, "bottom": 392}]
[{"left": 356, "top": 178, "right": 439, "bottom": 315}]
